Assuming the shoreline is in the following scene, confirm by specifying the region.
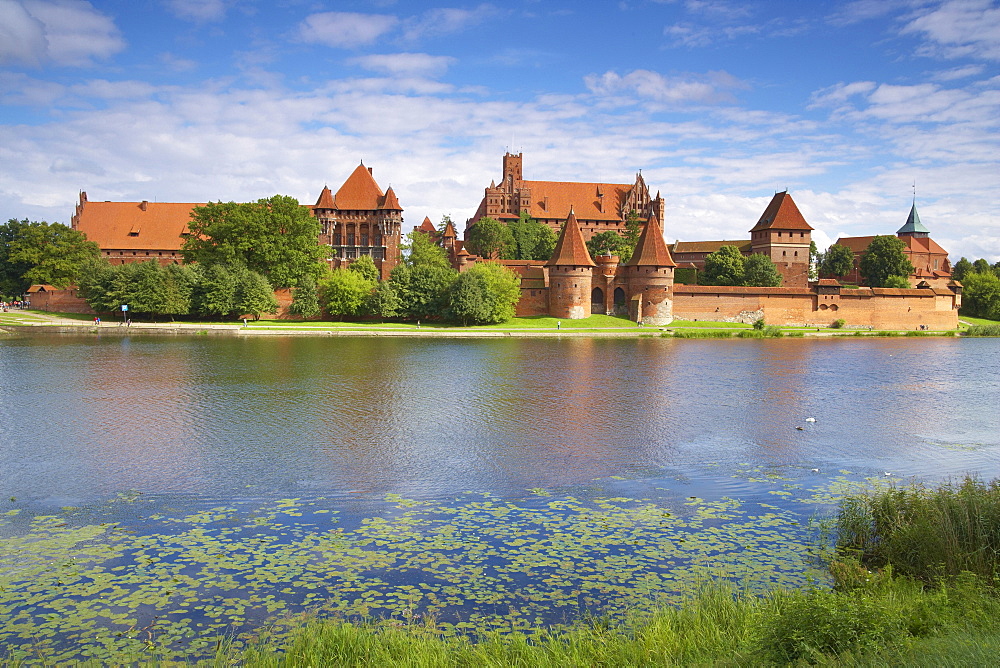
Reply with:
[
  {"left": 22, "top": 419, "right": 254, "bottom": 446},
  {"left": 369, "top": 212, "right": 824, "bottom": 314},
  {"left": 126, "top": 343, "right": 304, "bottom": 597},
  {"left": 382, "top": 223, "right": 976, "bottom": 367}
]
[{"left": 0, "top": 319, "right": 965, "bottom": 338}]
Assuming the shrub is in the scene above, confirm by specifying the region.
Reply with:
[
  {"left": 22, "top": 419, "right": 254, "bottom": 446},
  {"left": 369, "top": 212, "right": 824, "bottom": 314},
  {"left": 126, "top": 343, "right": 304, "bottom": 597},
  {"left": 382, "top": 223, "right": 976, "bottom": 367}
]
[
  {"left": 831, "top": 318, "right": 846, "bottom": 329},
  {"left": 966, "top": 324, "right": 1000, "bottom": 337}
]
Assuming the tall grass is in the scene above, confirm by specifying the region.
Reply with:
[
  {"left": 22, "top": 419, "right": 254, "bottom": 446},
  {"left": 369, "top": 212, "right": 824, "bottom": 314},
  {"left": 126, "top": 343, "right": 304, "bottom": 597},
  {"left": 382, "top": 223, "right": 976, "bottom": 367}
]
[
  {"left": 966, "top": 324, "right": 1000, "bottom": 337},
  {"left": 669, "top": 329, "right": 733, "bottom": 338},
  {"left": 836, "top": 476, "right": 1000, "bottom": 583}
]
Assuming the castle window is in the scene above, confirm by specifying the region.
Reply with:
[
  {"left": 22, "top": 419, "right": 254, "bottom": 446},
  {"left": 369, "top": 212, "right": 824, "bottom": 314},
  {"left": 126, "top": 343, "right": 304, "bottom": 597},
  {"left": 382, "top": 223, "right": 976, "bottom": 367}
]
[{"left": 783, "top": 251, "right": 787, "bottom": 256}]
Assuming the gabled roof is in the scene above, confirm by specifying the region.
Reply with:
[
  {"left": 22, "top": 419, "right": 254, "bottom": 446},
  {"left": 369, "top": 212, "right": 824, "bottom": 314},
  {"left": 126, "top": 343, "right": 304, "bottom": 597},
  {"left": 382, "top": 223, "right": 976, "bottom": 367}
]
[
  {"left": 750, "top": 191, "right": 813, "bottom": 232},
  {"left": 314, "top": 186, "right": 335, "bottom": 209},
  {"left": 897, "top": 202, "right": 930, "bottom": 235},
  {"left": 334, "top": 163, "right": 385, "bottom": 210},
  {"left": 381, "top": 186, "right": 401, "bottom": 210},
  {"left": 900, "top": 234, "right": 948, "bottom": 255},
  {"left": 74, "top": 200, "right": 197, "bottom": 251},
  {"left": 523, "top": 180, "right": 632, "bottom": 221},
  {"left": 833, "top": 235, "right": 876, "bottom": 253},
  {"left": 625, "top": 212, "right": 676, "bottom": 267},
  {"left": 547, "top": 209, "right": 595, "bottom": 267}
]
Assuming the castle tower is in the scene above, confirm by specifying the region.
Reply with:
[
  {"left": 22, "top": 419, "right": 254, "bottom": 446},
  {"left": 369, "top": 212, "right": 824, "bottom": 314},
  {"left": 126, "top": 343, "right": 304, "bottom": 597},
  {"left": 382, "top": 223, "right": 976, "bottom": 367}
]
[
  {"left": 547, "top": 208, "right": 595, "bottom": 319},
  {"left": 378, "top": 186, "right": 403, "bottom": 279},
  {"left": 749, "top": 191, "right": 813, "bottom": 287},
  {"left": 897, "top": 201, "right": 930, "bottom": 239},
  {"left": 623, "top": 211, "right": 676, "bottom": 325}
]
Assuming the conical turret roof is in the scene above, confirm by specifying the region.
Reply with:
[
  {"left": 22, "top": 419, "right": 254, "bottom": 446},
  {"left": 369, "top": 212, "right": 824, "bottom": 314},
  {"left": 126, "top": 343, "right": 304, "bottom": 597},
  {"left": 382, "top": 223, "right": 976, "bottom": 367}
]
[
  {"left": 314, "top": 186, "right": 335, "bottom": 209},
  {"left": 334, "top": 163, "right": 385, "bottom": 210},
  {"left": 749, "top": 191, "right": 813, "bottom": 232},
  {"left": 897, "top": 202, "right": 930, "bottom": 235},
  {"left": 417, "top": 216, "right": 436, "bottom": 234},
  {"left": 380, "top": 186, "right": 402, "bottom": 210},
  {"left": 547, "top": 208, "right": 595, "bottom": 267},
  {"left": 624, "top": 211, "right": 676, "bottom": 267}
]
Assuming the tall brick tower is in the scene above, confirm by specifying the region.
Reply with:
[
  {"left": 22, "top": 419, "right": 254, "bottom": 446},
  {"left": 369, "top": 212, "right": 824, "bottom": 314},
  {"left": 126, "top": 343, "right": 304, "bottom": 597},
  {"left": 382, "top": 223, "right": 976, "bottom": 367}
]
[
  {"left": 749, "top": 191, "right": 813, "bottom": 287},
  {"left": 623, "top": 211, "right": 676, "bottom": 325},
  {"left": 547, "top": 208, "right": 595, "bottom": 319}
]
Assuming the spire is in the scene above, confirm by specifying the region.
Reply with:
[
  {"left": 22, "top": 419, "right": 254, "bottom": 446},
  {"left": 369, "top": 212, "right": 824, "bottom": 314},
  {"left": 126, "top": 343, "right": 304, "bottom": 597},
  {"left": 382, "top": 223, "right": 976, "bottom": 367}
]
[
  {"left": 547, "top": 208, "right": 595, "bottom": 267},
  {"left": 624, "top": 211, "right": 676, "bottom": 267},
  {"left": 897, "top": 201, "right": 930, "bottom": 236}
]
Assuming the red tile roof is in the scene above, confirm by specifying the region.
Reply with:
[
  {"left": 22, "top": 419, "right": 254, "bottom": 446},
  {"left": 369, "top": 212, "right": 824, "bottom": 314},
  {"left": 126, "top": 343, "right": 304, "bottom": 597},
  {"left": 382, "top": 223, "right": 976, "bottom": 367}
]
[
  {"left": 381, "top": 186, "right": 401, "bottom": 211},
  {"left": 417, "top": 217, "right": 436, "bottom": 233},
  {"left": 832, "top": 235, "right": 875, "bottom": 253},
  {"left": 314, "top": 186, "right": 335, "bottom": 209},
  {"left": 334, "top": 163, "right": 385, "bottom": 210},
  {"left": 547, "top": 209, "right": 596, "bottom": 267},
  {"left": 74, "top": 200, "right": 197, "bottom": 251},
  {"left": 625, "top": 212, "right": 676, "bottom": 267},
  {"left": 672, "top": 239, "right": 752, "bottom": 254},
  {"left": 750, "top": 192, "right": 813, "bottom": 232},
  {"left": 524, "top": 180, "right": 631, "bottom": 221}
]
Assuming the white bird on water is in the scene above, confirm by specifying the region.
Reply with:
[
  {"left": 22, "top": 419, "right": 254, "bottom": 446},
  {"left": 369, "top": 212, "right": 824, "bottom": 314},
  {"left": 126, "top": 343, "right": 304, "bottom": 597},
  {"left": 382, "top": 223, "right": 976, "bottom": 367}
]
[{"left": 805, "top": 417, "right": 816, "bottom": 423}]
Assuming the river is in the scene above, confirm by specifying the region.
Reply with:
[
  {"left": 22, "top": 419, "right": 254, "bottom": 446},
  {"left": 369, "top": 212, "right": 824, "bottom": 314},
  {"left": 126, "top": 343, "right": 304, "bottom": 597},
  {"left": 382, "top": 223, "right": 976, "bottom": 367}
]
[{"left": 1, "top": 334, "right": 997, "bottom": 660}]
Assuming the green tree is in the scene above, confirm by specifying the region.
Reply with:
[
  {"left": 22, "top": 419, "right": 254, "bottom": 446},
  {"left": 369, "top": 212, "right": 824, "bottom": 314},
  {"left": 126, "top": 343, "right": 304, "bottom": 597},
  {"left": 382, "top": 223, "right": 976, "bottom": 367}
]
[
  {"left": 621, "top": 211, "right": 642, "bottom": 263},
  {"left": 809, "top": 240, "right": 819, "bottom": 281},
  {"left": 348, "top": 254, "right": 379, "bottom": 282},
  {"left": 318, "top": 268, "right": 374, "bottom": 318},
  {"left": 741, "top": 253, "right": 783, "bottom": 287},
  {"left": 859, "top": 236, "right": 915, "bottom": 288},
  {"left": 586, "top": 231, "right": 627, "bottom": 259},
  {"left": 389, "top": 263, "right": 457, "bottom": 320},
  {"left": 960, "top": 271, "right": 1000, "bottom": 320},
  {"left": 466, "top": 217, "right": 515, "bottom": 259},
  {"left": 403, "top": 230, "right": 451, "bottom": 269},
  {"left": 234, "top": 267, "right": 278, "bottom": 320},
  {"left": 193, "top": 264, "right": 239, "bottom": 317},
  {"left": 508, "top": 211, "right": 557, "bottom": 260},
  {"left": 437, "top": 215, "right": 454, "bottom": 235},
  {"left": 182, "top": 195, "right": 325, "bottom": 288},
  {"left": 883, "top": 275, "right": 912, "bottom": 289},
  {"left": 701, "top": 245, "right": 745, "bottom": 286},
  {"left": 448, "top": 262, "right": 521, "bottom": 325},
  {"left": 289, "top": 274, "right": 320, "bottom": 318},
  {"left": 130, "top": 260, "right": 171, "bottom": 316},
  {"left": 3, "top": 219, "right": 100, "bottom": 292},
  {"left": 820, "top": 244, "right": 856, "bottom": 279},
  {"left": 973, "top": 258, "right": 992, "bottom": 275},
  {"left": 952, "top": 257, "right": 973, "bottom": 282},
  {"left": 365, "top": 280, "right": 402, "bottom": 321},
  {"left": 76, "top": 259, "right": 124, "bottom": 313},
  {"left": 161, "top": 263, "right": 197, "bottom": 318}
]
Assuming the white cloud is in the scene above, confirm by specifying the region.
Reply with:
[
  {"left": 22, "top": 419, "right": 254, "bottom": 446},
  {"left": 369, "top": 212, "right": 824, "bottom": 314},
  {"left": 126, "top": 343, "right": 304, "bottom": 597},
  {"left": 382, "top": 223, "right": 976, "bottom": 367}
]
[
  {"left": 585, "top": 69, "right": 746, "bottom": 106},
  {"left": 165, "top": 0, "right": 229, "bottom": 23},
  {"left": 0, "top": 0, "right": 124, "bottom": 67},
  {"left": 664, "top": 21, "right": 759, "bottom": 47},
  {"left": 351, "top": 53, "right": 456, "bottom": 78},
  {"left": 401, "top": 4, "right": 498, "bottom": 41},
  {"left": 297, "top": 12, "right": 399, "bottom": 49},
  {"left": 930, "top": 63, "right": 987, "bottom": 80},
  {"left": 902, "top": 0, "right": 1000, "bottom": 61}
]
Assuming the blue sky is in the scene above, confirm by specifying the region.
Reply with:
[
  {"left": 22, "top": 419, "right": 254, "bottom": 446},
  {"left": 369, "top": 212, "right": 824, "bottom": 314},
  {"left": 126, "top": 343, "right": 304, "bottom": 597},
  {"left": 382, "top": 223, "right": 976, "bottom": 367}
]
[{"left": 2, "top": 0, "right": 999, "bottom": 261}]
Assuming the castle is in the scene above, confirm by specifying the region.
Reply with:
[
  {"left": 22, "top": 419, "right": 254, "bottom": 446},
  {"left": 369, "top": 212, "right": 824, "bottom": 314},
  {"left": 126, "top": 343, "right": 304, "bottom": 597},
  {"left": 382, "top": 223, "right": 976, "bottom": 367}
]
[{"left": 64, "top": 152, "right": 961, "bottom": 329}]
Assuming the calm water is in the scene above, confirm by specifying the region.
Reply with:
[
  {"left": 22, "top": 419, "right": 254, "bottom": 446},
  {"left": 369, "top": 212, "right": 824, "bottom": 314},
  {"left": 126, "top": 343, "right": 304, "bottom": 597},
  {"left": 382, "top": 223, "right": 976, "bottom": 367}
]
[{"left": 1, "top": 333, "right": 998, "bottom": 660}]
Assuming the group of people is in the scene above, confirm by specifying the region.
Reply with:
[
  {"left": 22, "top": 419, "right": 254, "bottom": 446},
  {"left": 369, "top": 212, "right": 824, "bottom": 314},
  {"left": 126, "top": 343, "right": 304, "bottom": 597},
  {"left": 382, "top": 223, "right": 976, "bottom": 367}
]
[{"left": 1, "top": 300, "right": 29, "bottom": 312}]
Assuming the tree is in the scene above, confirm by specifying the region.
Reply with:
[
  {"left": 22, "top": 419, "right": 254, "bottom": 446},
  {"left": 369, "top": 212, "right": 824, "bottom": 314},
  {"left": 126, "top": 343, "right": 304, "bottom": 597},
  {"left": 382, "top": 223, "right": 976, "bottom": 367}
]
[
  {"left": 701, "top": 245, "right": 745, "bottom": 286},
  {"left": 234, "top": 267, "right": 278, "bottom": 320},
  {"left": 883, "top": 275, "right": 911, "bottom": 289},
  {"left": 193, "top": 264, "right": 239, "bottom": 317},
  {"left": 741, "top": 253, "right": 783, "bottom": 287},
  {"left": 182, "top": 195, "right": 325, "bottom": 288},
  {"left": 973, "top": 258, "right": 992, "bottom": 275},
  {"left": 448, "top": 262, "right": 521, "bottom": 325},
  {"left": 130, "top": 260, "right": 172, "bottom": 315},
  {"left": 403, "top": 230, "right": 450, "bottom": 269},
  {"left": 508, "top": 211, "right": 557, "bottom": 260},
  {"left": 161, "top": 264, "right": 197, "bottom": 318},
  {"left": 289, "top": 274, "right": 321, "bottom": 318},
  {"left": 621, "top": 210, "right": 642, "bottom": 263},
  {"left": 318, "top": 268, "right": 374, "bottom": 318},
  {"left": 348, "top": 254, "right": 379, "bottom": 282},
  {"left": 2, "top": 219, "right": 100, "bottom": 293},
  {"left": 389, "top": 263, "right": 457, "bottom": 320},
  {"left": 466, "top": 217, "right": 515, "bottom": 259},
  {"left": 960, "top": 271, "right": 1000, "bottom": 320},
  {"left": 809, "top": 240, "right": 819, "bottom": 281},
  {"left": 365, "top": 280, "right": 402, "bottom": 321},
  {"left": 820, "top": 244, "right": 856, "bottom": 279},
  {"left": 952, "top": 257, "right": 973, "bottom": 282},
  {"left": 437, "top": 215, "right": 454, "bottom": 235},
  {"left": 859, "top": 236, "right": 914, "bottom": 288},
  {"left": 586, "top": 231, "right": 627, "bottom": 259}
]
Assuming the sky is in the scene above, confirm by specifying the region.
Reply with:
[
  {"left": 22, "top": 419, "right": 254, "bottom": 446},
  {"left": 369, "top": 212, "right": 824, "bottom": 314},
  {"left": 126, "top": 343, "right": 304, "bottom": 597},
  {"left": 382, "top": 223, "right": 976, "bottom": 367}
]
[{"left": 1, "top": 0, "right": 999, "bottom": 262}]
